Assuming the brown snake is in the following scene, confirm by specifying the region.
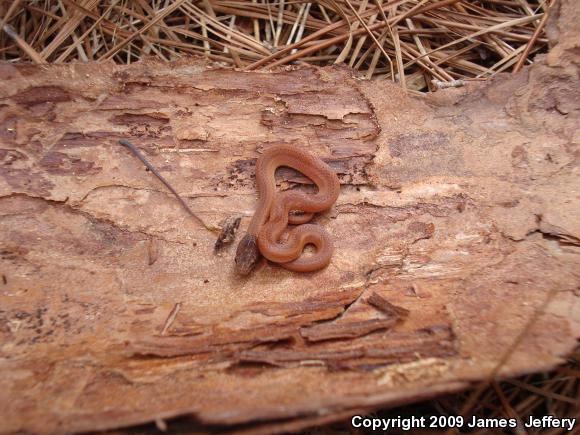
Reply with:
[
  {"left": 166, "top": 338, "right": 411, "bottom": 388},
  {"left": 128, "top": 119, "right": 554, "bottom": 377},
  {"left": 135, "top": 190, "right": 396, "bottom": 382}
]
[{"left": 235, "top": 144, "right": 340, "bottom": 274}]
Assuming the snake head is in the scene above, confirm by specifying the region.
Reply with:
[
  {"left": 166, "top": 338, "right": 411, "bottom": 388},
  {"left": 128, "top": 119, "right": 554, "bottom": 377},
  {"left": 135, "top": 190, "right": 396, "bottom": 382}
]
[{"left": 234, "top": 233, "right": 261, "bottom": 275}]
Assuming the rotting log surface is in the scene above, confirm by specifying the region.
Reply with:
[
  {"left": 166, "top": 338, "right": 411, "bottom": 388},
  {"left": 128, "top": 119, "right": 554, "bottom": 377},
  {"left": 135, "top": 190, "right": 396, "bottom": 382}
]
[{"left": 0, "top": 1, "right": 579, "bottom": 433}]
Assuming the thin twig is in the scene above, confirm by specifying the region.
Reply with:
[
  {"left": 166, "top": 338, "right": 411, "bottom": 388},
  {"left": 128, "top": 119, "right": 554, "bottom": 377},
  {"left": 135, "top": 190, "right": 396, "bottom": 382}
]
[
  {"left": 449, "top": 279, "right": 563, "bottom": 434},
  {"left": 118, "top": 139, "right": 217, "bottom": 233},
  {"left": 3, "top": 24, "right": 46, "bottom": 64},
  {"left": 513, "top": 0, "right": 551, "bottom": 72}
]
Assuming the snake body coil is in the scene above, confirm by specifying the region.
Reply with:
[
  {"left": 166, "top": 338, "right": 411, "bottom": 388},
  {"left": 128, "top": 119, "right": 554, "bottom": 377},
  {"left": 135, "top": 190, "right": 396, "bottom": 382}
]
[{"left": 235, "top": 144, "right": 340, "bottom": 274}]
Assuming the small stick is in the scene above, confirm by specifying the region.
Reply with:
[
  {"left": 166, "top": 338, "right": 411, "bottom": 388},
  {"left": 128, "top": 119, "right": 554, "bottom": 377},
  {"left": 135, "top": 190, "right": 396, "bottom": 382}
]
[
  {"left": 367, "top": 292, "right": 410, "bottom": 319},
  {"left": 0, "top": 0, "right": 22, "bottom": 31},
  {"left": 160, "top": 302, "right": 181, "bottom": 336},
  {"left": 512, "top": 1, "right": 551, "bottom": 73},
  {"left": 118, "top": 139, "right": 217, "bottom": 233},
  {"left": 3, "top": 24, "right": 46, "bottom": 64},
  {"left": 432, "top": 79, "right": 465, "bottom": 89},
  {"left": 448, "top": 275, "right": 563, "bottom": 434}
]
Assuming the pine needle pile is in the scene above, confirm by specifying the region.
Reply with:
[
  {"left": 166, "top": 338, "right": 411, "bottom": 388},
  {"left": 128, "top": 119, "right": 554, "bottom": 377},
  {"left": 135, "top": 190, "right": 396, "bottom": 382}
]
[{"left": 1, "top": 0, "right": 552, "bottom": 91}]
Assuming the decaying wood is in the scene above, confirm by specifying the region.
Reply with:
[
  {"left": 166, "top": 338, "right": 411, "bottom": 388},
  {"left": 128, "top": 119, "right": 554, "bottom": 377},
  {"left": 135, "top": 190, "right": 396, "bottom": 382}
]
[
  {"left": 0, "top": 1, "right": 578, "bottom": 433},
  {"left": 367, "top": 291, "right": 411, "bottom": 319},
  {"left": 214, "top": 215, "right": 241, "bottom": 252}
]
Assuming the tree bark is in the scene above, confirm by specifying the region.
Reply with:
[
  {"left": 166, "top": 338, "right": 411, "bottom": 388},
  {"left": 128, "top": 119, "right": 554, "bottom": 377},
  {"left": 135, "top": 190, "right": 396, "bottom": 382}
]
[{"left": 0, "top": 1, "right": 578, "bottom": 432}]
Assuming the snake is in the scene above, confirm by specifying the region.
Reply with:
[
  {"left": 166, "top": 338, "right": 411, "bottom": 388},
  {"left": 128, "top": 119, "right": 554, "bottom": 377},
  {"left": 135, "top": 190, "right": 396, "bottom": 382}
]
[{"left": 234, "top": 144, "right": 340, "bottom": 274}]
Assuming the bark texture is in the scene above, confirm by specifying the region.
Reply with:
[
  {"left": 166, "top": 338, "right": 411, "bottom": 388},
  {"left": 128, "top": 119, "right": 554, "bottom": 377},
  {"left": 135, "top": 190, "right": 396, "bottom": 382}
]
[{"left": 0, "top": 1, "right": 579, "bottom": 433}]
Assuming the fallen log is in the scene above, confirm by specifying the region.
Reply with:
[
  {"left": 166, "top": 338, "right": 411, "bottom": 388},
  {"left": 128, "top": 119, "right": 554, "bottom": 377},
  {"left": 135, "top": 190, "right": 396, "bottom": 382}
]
[{"left": 0, "top": 1, "right": 578, "bottom": 432}]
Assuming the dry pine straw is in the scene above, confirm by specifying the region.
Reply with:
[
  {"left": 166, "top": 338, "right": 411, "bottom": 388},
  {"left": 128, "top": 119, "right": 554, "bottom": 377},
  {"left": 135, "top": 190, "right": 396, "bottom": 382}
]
[
  {"left": 1, "top": 0, "right": 553, "bottom": 92},
  {"left": 0, "top": 0, "right": 577, "bottom": 432}
]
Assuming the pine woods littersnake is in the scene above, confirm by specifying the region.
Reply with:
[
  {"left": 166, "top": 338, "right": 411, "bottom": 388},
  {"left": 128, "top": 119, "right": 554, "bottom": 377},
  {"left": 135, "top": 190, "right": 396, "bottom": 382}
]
[{"left": 235, "top": 144, "right": 340, "bottom": 274}]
